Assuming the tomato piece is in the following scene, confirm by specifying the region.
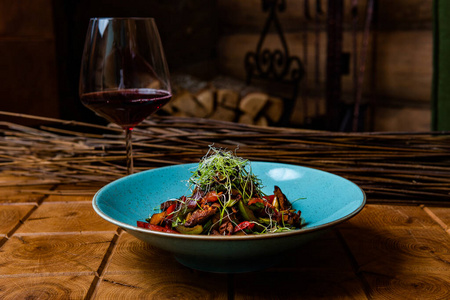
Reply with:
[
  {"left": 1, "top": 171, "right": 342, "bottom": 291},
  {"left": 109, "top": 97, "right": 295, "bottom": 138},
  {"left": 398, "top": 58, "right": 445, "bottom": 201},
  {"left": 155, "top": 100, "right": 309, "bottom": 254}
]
[
  {"left": 136, "top": 221, "right": 179, "bottom": 234},
  {"left": 137, "top": 221, "right": 149, "bottom": 228}
]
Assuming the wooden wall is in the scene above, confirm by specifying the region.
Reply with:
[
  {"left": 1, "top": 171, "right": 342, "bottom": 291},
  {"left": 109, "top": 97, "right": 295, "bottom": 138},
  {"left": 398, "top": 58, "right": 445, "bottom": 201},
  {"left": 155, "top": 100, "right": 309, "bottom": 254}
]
[
  {"left": 0, "top": 0, "right": 60, "bottom": 125},
  {"left": 216, "top": 0, "right": 433, "bottom": 131},
  {"left": 0, "top": 0, "right": 434, "bottom": 131}
]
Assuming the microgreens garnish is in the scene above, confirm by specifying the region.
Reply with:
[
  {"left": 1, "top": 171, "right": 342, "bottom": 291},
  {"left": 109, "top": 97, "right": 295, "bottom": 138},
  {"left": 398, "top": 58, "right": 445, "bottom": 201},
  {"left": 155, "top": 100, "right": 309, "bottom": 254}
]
[{"left": 188, "top": 146, "right": 263, "bottom": 203}]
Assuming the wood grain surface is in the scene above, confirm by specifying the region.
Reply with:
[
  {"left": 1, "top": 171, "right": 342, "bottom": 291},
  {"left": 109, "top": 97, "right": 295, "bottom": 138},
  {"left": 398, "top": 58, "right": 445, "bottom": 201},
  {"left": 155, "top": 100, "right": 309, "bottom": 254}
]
[
  {"left": 0, "top": 275, "right": 94, "bottom": 300},
  {"left": 0, "top": 117, "right": 449, "bottom": 299},
  {"left": 0, "top": 176, "right": 449, "bottom": 299}
]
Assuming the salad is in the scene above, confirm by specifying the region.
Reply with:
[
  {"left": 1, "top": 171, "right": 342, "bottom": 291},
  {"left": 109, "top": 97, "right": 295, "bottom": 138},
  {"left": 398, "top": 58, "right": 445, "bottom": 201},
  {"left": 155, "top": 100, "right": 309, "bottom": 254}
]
[{"left": 137, "top": 148, "right": 303, "bottom": 235}]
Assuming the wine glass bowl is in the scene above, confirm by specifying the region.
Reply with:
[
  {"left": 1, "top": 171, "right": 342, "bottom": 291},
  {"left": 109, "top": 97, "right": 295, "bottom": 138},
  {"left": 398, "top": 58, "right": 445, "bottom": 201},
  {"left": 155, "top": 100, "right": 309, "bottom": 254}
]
[
  {"left": 79, "top": 18, "right": 171, "bottom": 174},
  {"left": 80, "top": 89, "right": 171, "bottom": 130}
]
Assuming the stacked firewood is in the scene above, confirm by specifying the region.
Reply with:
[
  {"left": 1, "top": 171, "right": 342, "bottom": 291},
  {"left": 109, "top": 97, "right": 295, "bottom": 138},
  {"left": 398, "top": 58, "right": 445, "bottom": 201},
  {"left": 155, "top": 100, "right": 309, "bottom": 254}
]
[{"left": 161, "top": 75, "right": 285, "bottom": 126}]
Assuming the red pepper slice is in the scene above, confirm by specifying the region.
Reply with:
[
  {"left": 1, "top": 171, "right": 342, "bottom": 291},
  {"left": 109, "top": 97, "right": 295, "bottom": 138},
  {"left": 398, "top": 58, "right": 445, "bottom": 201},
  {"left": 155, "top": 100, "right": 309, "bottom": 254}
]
[
  {"left": 166, "top": 203, "right": 177, "bottom": 219},
  {"left": 248, "top": 198, "right": 264, "bottom": 206},
  {"left": 163, "top": 203, "right": 178, "bottom": 228},
  {"left": 137, "top": 221, "right": 149, "bottom": 228},
  {"left": 249, "top": 195, "right": 275, "bottom": 206},
  {"left": 234, "top": 221, "right": 255, "bottom": 232},
  {"left": 263, "top": 195, "right": 275, "bottom": 202},
  {"left": 137, "top": 221, "right": 179, "bottom": 234}
]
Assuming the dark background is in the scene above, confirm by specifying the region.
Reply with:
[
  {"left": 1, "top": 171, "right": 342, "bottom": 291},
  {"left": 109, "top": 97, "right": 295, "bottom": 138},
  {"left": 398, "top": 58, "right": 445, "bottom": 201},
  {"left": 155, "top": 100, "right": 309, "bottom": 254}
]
[
  {"left": 53, "top": 0, "right": 219, "bottom": 125},
  {"left": 0, "top": 0, "right": 434, "bottom": 131}
]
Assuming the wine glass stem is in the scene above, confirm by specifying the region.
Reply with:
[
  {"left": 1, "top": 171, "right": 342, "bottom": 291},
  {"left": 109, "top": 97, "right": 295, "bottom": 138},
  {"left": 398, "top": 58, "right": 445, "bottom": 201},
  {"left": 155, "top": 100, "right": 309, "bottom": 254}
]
[{"left": 126, "top": 127, "right": 134, "bottom": 175}]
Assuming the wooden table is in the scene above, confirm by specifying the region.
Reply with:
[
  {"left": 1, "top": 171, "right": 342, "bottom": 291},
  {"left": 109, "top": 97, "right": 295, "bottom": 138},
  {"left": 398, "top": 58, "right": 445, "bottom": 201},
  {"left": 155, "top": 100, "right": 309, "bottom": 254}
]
[{"left": 0, "top": 115, "right": 449, "bottom": 299}]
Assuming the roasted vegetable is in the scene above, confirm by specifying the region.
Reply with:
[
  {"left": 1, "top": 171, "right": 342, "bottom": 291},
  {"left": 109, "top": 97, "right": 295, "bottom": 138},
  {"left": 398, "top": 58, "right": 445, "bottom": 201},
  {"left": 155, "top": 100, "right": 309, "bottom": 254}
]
[{"left": 138, "top": 147, "right": 304, "bottom": 235}]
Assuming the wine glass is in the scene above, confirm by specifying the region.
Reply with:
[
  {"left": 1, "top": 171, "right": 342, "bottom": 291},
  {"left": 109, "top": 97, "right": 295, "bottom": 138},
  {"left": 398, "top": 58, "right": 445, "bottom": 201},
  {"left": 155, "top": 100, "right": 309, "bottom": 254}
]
[{"left": 79, "top": 18, "right": 171, "bottom": 175}]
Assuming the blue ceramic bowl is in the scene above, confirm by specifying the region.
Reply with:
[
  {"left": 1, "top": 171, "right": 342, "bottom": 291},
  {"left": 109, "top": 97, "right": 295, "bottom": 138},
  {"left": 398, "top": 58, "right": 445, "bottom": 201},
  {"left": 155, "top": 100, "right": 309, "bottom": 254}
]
[{"left": 93, "top": 162, "right": 366, "bottom": 273}]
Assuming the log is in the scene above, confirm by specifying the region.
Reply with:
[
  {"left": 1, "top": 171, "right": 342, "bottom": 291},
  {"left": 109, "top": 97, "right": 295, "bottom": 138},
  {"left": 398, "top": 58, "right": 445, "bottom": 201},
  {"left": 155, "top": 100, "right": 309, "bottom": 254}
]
[
  {"left": 237, "top": 113, "right": 254, "bottom": 125},
  {"left": 195, "top": 88, "right": 215, "bottom": 116},
  {"left": 255, "top": 115, "right": 269, "bottom": 127},
  {"left": 167, "top": 74, "right": 284, "bottom": 126},
  {"left": 239, "top": 92, "right": 269, "bottom": 118},
  {"left": 265, "top": 97, "right": 284, "bottom": 124},
  {"left": 167, "top": 91, "right": 209, "bottom": 118},
  {"left": 217, "top": 89, "right": 240, "bottom": 110},
  {"left": 209, "top": 105, "right": 236, "bottom": 122}
]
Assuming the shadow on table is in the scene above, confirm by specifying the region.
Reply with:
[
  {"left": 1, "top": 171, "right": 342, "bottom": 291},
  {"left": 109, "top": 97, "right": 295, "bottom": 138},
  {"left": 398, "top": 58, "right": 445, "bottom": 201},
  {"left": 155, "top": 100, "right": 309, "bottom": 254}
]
[
  {"left": 229, "top": 223, "right": 409, "bottom": 299},
  {"left": 109, "top": 223, "right": 423, "bottom": 299}
]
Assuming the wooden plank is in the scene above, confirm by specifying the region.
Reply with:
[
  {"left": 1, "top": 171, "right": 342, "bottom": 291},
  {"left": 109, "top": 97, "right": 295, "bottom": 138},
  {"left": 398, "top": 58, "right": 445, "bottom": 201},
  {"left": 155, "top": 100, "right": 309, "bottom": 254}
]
[
  {"left": 0, "top": 204, "right": 35, "bottom": 236},
  {"left": 105, "top": 232, "right": 185, "bottom": 274},
  {"left": 268, "top": 230, "right": 355, "bottom": 272},
  {"left": 0, "top": 233, "right": 115, "bottom": 276},
  {"left": 98, "top": 233, "right": 229, "bottom": 299},
  {"left": 337, "top": 204, "right": 443, "bottom": 230},
  {"left": 234, "top": 270, "right": 367, "bottom": 300},
  {"left": 234, "top": 230, "right": 368, "bottom": 299},
  {"left": 97, "top": 272, "right": 229, "bottom": 299},
  {"left": 0, "top": 176, "right": 55, "bottom": 201},
  {"left": 362, "top": 272, "right": 450, "bottom": 300},
  {"left": 339, "top": 227, "right": 450, "bottom": 274},
  {"left": 338, "top": 205, "right": 450, "bottom": 299},
  {"left": 422, "top": 206, "right": 450, "bottom": 233},
  {"left": 0, "top": 192, "right": 43, "bottom": 204},
  {"left": 0, "top": 275, "right": 94, "bottom": 299},
  {"left": 11, "top": 178, "right": 103, "bottom": 198},
  {"left": 51, "top": 183, "right": 104, "bottom": 197},
  {"left": 45, "top": 195, "right": 96, "bottom": 202},
  {"left": 15, "top": 202, "right": 117, "bottom": 235},
  {"left": 53, "top": 183, "right": 106, "bottom": 191}
]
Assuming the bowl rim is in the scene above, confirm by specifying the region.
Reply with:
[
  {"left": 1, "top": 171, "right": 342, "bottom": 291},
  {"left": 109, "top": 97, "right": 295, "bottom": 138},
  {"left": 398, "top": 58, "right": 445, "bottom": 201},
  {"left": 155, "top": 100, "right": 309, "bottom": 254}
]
[{"left": 92, "top": 162, "right": 366, "bottom": 241}]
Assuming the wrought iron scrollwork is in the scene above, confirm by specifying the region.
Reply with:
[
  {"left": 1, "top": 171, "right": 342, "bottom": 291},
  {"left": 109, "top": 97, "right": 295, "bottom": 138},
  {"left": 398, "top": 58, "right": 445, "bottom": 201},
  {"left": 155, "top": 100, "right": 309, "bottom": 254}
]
[{"left": 245, "top": 0, "right": 305, "bottom": 87}]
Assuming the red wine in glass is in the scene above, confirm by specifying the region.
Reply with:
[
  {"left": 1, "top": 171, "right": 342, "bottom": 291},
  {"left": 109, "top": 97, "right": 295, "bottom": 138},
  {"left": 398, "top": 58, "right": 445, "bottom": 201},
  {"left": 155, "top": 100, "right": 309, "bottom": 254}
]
[
  {"left": 79, "top": 18, "right": 171, "bottom": 175},
  {"left": 80, "top": 88, "right": 172, "bottom": 130}
]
